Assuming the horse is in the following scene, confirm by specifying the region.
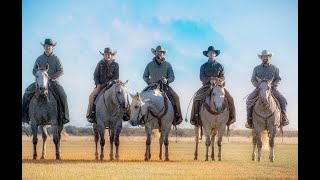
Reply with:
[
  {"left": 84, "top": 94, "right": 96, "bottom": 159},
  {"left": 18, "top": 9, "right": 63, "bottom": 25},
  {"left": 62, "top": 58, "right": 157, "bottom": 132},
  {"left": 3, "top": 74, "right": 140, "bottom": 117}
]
[
  {"left": 29, "top": 63, "right": 62, "bottom": 160},
  {"left": 129, "top": 86, "right": 174, "bottom": 161},
  {"left": 194, "top": 79, "right": 229, "bottom": 161},
  {"left": 251, "top": 77, "right": 281, "bottom": 162},
  {"left": 93, "top": 80, "right": 129, "bottom": 161}
]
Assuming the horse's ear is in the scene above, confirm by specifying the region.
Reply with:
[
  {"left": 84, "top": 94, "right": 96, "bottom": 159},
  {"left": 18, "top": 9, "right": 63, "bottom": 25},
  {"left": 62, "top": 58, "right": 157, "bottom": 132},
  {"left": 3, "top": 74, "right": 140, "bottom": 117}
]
[
  {"left": 137, "top": 92, "right": 141, "bottom": 100},
  {"left": 129, "top": 93, "right": 136, "bottom": 99},
  {"left": 123, "top": 80, "right": 128, "bottom": 86},
  {"left": 267, "top": 79, "right": 273, "bottom": 85},
  {"left": 45, "top": 63, "right": 49, "bottom": 71}
]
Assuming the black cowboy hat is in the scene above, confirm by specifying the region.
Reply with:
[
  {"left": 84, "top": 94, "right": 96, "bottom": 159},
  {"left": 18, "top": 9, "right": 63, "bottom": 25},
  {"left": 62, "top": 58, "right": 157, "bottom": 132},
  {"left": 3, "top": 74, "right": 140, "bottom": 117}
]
[
  {"left": 40, "top": 38, "right": 57, "bottom": 46},
  {"left": 203, "top": 46, "right": 220, "bottom": 57},
  {"left": 99, "top": 47, "right": 117, "bottom": 55}
]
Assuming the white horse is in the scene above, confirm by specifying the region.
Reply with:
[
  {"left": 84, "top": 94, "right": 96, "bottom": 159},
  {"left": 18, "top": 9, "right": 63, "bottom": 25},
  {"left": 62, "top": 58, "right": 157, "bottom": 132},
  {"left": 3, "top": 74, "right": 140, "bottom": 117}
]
[
  {"left": 251, "top": 77, "right": 281, "bottom": 162},
  {"left": 194, "top": 79, "right": 229, "bottom": 161},
  {"left": 29, "top": 64, "right": 62, "bottom": 160},
  {"left": 129, "top": 87, "right": 174, "bottom": 161},
  {"left": 93, "top": 80, "right": 129, "bottom": 161}
]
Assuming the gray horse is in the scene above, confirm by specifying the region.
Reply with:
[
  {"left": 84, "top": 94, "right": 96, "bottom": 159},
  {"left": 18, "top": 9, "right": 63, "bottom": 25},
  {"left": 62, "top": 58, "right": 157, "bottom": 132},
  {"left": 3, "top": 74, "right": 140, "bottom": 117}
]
[
  {"left": 251, "top": 77, "right": 281, "bottom": 162},
  {"left": 93, "top": 80, "right": 129, "bottom": 161},
  {"left": 29, "top": 64, "right": 63, "bottom": 160},
  {"left": 194, "top": 79, "right": 229, "bottom": 161},
  {"left": 129, "top": 86, "right": 174, "bottom": 161}
]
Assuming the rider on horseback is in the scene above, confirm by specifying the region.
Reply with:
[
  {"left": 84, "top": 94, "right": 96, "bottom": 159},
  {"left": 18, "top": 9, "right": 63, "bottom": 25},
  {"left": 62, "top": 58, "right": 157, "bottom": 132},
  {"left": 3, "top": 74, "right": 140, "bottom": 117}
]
[
  {"left": 142, "top": 45, "right": 183, "bottom": 125},
  {"left": 190, "top": 46, "right": 236, "bottom": 127},
  {"left": 245, "top": 50, "right": 289, "bottom": 129},
  {"left": 22, "top": 38, "right": 70, "bottom": 125}
]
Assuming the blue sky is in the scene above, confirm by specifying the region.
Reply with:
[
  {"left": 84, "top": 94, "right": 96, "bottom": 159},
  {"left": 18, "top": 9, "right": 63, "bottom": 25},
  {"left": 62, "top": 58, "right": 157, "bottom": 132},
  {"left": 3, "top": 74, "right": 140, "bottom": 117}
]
[{"left": 22, "top": 0, "right": 298, "bottom": 130}]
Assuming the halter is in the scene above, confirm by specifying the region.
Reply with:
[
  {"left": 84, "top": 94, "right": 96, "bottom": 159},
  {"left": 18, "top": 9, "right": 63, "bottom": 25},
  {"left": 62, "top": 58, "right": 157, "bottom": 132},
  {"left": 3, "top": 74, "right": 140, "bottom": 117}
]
[
  {"left": 203, "top": 83, "right": 227, "bottom": 116},
  {"left": 103, "top": 83, "right": 130, "bottom": 117}
]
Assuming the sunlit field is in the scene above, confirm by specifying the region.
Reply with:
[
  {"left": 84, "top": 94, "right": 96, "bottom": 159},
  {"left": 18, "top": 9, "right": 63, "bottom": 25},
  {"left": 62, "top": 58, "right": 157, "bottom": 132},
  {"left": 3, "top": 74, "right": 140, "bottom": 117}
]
[{"left": 22, "top": 135, "right": 297, "bottom": 180}]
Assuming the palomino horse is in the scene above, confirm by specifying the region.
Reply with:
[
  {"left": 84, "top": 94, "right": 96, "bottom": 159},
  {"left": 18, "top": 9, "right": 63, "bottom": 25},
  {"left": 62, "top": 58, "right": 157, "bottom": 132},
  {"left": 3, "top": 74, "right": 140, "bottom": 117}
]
[
  {"left": 194, "top": 79, "right": 229, "bottom": 161},
  {"left": 29, "top": 64, "right": 62, "bottom": 160},
  {"left": 93, "top": 80, "right": 129, "bottom": 160},
  {"left": 251, "top": 77, "right": 281, "bottom": 162},
  {"left": 129, "top": 86, "right": 174, "bottom": 161}
]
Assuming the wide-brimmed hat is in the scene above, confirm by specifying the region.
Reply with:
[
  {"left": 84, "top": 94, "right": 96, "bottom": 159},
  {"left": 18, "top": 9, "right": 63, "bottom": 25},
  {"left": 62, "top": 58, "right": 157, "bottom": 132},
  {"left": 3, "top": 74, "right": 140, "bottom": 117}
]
[
  {"left": 258, "top": 50, "right": 273, "bottom": 59},
  {"left": 151, "top": 45, "right": 168, "bottom": 55},
  {"left": 40, "top": 38, "right": 57, "bottom": 46},
  {"left": 203, "top": 46, "right": 220, "bottom": 57},
  {"left": 99, "top": 47, "right": 117, "bottom": 56}
]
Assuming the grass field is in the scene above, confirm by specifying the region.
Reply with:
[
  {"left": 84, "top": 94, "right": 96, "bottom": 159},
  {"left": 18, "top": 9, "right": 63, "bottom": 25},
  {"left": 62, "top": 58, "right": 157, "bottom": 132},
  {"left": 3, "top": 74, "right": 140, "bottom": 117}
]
[{"left": 22, "top": 135, "right": 298, "bottom": 180}]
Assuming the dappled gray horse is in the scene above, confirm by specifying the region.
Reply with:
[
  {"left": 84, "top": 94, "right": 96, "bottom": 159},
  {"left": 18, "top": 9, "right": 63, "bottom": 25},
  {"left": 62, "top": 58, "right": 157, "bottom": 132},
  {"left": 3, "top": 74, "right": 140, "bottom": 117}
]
[
  {"left": 194, "top": 79, "right": 229, "bottom": 161},
  {"left": 251, "top": 77, "right": 281, "bottom": 162},
  {"left": 93, "top": 80, "right": 129, "bottom": 160},
  {"left": 29, "top": 64, "right": 62, "bottom": 160},
  {"left": 129, "top": 87, "right": 174, "bottom": 161}
]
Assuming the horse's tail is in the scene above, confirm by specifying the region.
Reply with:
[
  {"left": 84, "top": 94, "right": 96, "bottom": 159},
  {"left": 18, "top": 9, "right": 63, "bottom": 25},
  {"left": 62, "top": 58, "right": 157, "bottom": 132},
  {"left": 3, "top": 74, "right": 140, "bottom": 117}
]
[{"left": 262, "top": 129, "right": 269, "bottom": 151}]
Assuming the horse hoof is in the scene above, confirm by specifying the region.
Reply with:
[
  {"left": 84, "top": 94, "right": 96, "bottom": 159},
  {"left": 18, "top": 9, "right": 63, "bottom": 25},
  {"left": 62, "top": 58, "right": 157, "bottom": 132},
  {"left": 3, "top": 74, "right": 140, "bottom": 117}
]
[
  {"left": 205, "top": 159, "right": 208, "bottom": 161},
  {"left": 33, "top": 156, "right": 37, "bottom": 160},
  {"left": 56, "top": 157, "right": 61, "bottom": 160},
  {"left": 110, "top": 158, "right": 114, "bottom": 161},
  {"left": 40, "top": 156, "right": 45, "bottom": 160},
  {"left": 144, "top": 158, "right": 149, "bottom": 161},
  {"left": 165, "top": 158, "right": 169, "bottom": 161},
  {"left": 212, "top": 158, "right": 215, "bottom": 161},
  {"left": 95, "top": 157, "right": 99, "bottom": 160},
  {"left": 218, "top": 158, "right": 222, "bottom": 161},
  {"left": 194, "top": 157, "right": 198, "bottom": 160}
]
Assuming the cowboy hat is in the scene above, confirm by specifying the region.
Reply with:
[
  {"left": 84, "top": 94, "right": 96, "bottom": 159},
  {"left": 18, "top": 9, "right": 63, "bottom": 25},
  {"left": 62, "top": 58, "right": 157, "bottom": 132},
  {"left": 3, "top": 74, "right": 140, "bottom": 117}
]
[
  {"left": 203, "top": 46, "right": 220, "bottom": 57},
  {"left": 40, "top": 38, "right": 57, "bottom": 46},
  {"left": 151, "top": 45, "right": 168, "bottom": 56},
  {"left": 258, "top": 50, "right": 273, "bottom": 59},
  {"left": 99, "top": 47, "right": 117, "bottom": 56}
]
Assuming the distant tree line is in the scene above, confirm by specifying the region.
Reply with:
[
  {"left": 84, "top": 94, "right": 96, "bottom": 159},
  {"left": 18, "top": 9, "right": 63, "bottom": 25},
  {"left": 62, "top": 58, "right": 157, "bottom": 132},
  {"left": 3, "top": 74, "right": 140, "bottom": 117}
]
[{"left": 22, "top": 125, "right": 298, "bottom": 137}]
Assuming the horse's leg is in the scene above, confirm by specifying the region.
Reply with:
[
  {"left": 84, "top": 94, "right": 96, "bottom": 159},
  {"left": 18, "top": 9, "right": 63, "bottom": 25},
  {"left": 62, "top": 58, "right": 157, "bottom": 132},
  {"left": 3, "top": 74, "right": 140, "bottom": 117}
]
[
  {"left": 145, "top": 126, "right": 152, "bottom": 161},
  {"left": 109, "top": 128, "right": 114, "bottom": 161},
  {"left": 31, "top": 123, "right": 38, "bottom": 160},
  {"left": 211, "top": 129, "right": 217, "bottom": 161},
  {"left": 252, "top": 130, "right": 257, "bottom": 161},
  {"left": 98, "top": 124, "right": 106, "bottom": 160},
  {"left": 52, "top": 125, "right": 61, "bottom": 160},
  {"left": 204, "top": 128, "right": 211, "bottom": 161},
  {"left": 269, "top": 127, "right": 276, "bottom": 162},
  {"left": 93, "top": 124, "right": 99, "bottom": 160},
  {"left": 115, "top": 120, "right": 122, "bottom": 161},
  {"left": 217, "top": 127, "right": 225, "bottom": 161},
  {"left": 159, "top": 130, "right": 164, "bottom": 160},
  {"left": 164, "top": 131, "right": 170, "bottom": 161},
  {"left": 40, "top": 126, "right": 47, "bottom": 159},
  {"left": 255, "top": 128, "right": 262, "bottom": 162},
  {"left": 194, "top": 126, "right": 199, "bottom": 160}
]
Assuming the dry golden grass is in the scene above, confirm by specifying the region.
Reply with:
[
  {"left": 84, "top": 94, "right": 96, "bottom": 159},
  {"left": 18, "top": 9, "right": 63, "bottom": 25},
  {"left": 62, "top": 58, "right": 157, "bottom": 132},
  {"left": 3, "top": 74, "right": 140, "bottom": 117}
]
[{"left": 22, "top": 135, "right": 297, "bottom": 180}]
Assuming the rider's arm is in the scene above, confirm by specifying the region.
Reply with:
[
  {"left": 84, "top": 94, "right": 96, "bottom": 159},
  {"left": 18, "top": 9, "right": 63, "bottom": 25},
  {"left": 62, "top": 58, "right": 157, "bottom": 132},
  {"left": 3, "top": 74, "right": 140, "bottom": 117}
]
[
  {"left": 200, "top": 64, "right": 210, "bottom": 84},
  {"left": 167, "top": 63, "right": 175, "bottom": 83},
  {"left": 49, "top": 57, "right": 64, "bottom": 80},
  {"left": 272, "top": 67, "right": 281, "bottom": 88},
  {"left": 251, "top": 68, "right": 258, "bottom": 88},
  {"left": 143, "top": 64, "right": 151, "bottom": 85}
]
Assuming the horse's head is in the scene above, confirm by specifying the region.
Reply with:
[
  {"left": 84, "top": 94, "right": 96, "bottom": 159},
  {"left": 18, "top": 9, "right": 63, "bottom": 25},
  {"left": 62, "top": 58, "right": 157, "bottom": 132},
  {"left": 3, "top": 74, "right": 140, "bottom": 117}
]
[
  {"left": 111, "top": 80, "right": 129, "bottom": 111},
  {"left": 35, "top": 63, "right": 50, "bottom": 97},
  {"left": 210, "top": 79, "right": 225, "bottom": 112},
  {"left": 128, "top": 92, "right": 150, "bottom": 126},
  {"left": 256, "top": 77, "right": 272, "bottom": 106}
]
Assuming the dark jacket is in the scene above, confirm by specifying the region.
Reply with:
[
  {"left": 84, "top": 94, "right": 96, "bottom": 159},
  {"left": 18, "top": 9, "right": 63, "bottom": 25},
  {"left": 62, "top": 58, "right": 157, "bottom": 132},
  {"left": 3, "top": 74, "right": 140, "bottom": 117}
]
[
  {"left": 143, "top": 57, "right": 175, "bottom": 85},
  {"left": 200, "top": 60, "right": 225, "bottom": 85},
  {"left": 93, "top": 59, "right": 119, "bottom": 86}
]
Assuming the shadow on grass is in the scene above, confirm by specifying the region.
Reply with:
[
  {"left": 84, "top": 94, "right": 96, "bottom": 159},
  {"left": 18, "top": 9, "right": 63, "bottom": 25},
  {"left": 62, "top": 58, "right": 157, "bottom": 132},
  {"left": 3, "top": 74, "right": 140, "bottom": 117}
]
[{"left": 22, "top": 159, "right": 183, "bottom": 164}]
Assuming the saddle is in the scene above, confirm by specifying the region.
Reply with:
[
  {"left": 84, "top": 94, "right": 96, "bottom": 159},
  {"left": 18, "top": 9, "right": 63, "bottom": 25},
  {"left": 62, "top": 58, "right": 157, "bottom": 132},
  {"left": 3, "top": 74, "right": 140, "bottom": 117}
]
[{"left": 141, "top": 82, "right": 179, "bottom": 127}]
